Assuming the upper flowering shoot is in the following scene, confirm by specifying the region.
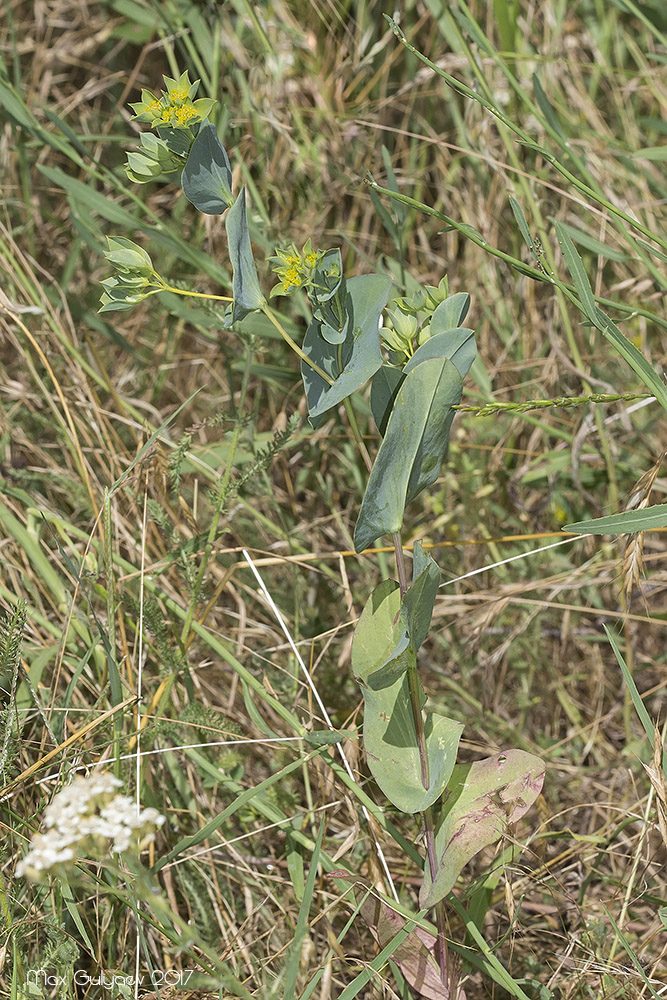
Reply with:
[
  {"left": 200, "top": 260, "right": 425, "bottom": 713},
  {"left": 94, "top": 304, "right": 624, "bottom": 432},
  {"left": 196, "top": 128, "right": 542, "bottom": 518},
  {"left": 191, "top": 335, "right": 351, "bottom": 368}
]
[
  {"left": 380, "top": 276, "right": 471, "bottom": 368},
  {"left": 129, "top": 70, "right": 216, "bottom": 130},
  {"left": 15, "top": 771, "right": 165, "bottom": 883},
  {"left": 270, "top": 240, "right": 324, "bottom": 297},
  {"left": 125, "top": 70, "right": 217, "bottom": 184}
]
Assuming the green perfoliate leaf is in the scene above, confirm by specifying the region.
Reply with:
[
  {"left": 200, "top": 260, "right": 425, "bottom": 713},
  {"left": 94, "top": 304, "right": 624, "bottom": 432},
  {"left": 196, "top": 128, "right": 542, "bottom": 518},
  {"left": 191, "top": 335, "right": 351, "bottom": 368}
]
[
  {"left": 354, "top": 330, "right": 475, "bottom": 552},
  {"left": 182, "top": 121, "right": 234, "bottom": 215},
  {"left": 409, "top": 327, "right": 476, "bottom": 381},
  {"left": 224, "top": 187, "right": 266, "bottom": 323},
  {"left": 351, "top": 547, "right": 463, "bottom": 814},
  {"left": 98, "top": 277, "right": 151, "bottom": 313},
  {"left": 420, "top": 750, "right": 545, "bottom": 908},
  {"left": 429, "top": 292, "right": 471, "bottom": 332},
  {"left": 301, "top": 274, "right": 391, "bottom": 421},
  {"left": 370, "top": 364, "right": 404, "bottom": 435},
  {"left": 156, "top": 124, "right": 197, "bottom": 157}
]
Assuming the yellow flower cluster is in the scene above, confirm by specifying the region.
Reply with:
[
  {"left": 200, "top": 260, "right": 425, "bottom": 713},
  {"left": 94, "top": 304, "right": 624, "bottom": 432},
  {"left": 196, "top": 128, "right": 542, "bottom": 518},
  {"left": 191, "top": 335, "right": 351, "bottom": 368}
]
[
  {"left": 129, "top": 70, "right": 216, "bottom": 130},
  {"left": 160, "top": 103, "right": 199, "bottom": 127},
  {"left": 270, "top": 240, "right": 323, "bottom": 297}
]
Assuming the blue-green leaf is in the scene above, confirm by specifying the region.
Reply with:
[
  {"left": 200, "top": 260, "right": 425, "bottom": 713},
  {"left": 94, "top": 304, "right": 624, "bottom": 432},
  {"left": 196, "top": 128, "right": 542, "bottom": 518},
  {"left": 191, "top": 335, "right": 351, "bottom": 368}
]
[
  {"left": 301, "top": 274, "right": 391, "bottom": 421},
  {"left": 182, "top": 121, "right": 233, "bottom": 215},
  {"left": 354, "top": 353, "right": 466, "bottom": 553},
  {"left": 409, "top": 327, "right": 476, "bottom": 381},
  {"left": 370, "top": 364, "right": 404, "bottom": 435},
  {"left": 429, "top": 292, "right": 470, "bottom": 332},
  {"left": 225, "top": 187, "right": 265, "bottom": 322}
]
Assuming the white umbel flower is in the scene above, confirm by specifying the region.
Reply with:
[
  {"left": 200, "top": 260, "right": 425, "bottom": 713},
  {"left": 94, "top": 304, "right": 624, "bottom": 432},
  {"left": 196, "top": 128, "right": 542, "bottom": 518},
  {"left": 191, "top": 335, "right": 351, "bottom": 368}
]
[{"left": 16, "top": 772, "right": 165, "bottom": 882}]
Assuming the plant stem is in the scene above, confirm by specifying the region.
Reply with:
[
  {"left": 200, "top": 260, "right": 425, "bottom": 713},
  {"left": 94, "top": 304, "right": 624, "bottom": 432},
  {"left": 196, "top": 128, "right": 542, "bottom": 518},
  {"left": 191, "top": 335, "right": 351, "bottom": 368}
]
[
  {"left": 161, "top": 284, "right": 232, "bottom": 303},
  {"left": 392, "top": 531, "right": 449, "bottom": 989},
  {"left": 392, "top": 531, "right": 408, "bottom": 596},
  {"left": 262, "top": 304, "right": 335, "bottom": 385},
  {"left": 424, "top": 806, "right": 451, "bottom": 988}
]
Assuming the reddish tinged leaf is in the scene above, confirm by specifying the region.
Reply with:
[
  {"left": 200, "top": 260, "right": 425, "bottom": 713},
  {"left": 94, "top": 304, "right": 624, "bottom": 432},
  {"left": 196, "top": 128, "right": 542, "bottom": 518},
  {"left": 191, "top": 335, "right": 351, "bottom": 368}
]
[
  {"left": 330, "top": 870, "right": 466, "bottom": 1000},
  {"left": 420, "top": 750, "right": 545, "bottom": 909}
]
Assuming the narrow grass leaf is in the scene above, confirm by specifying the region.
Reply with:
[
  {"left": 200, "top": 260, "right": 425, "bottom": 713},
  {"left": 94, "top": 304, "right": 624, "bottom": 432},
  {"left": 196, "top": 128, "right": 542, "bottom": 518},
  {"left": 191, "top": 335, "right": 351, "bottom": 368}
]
[
  {"left": 601, "top": 905, "right": 663, "bottom": 1000},
  {"left": 632, "top": 146, "right": 667, "bottom": 161},
  {"left": 565, "top": 503, "right": 667, "bottom": 534},
  {"left": 38, "top": 166, "right": 139, "bottom": 227},
  {"left": 110, "top": 390, "right": 201, "bottom": 493},
  {"left": 557, "top": 221, "right": 630, "bottom": 261},
  {"left": 283, "top": 820, "right": 325, "bottom": 1000},
  {"left": 153, "top": 748, "right": 326, "bottom": 871},
  {"left": 532, "top": 74, "right": 567, "bottom": 138},
  {"left": 636, "top": 239, "right": 667, "bottom": 264},
  {"left": 604, "top": 626, "right": 667, "bottom": 771},
  {"left": 447, "top": 893, "right": 533, "bottom": 999},
  {"left": 555, "top": 221, "right": 597, "bottom": 322},
  {"left": 509, "top": 196, "right": 534, "bottom": 252},
  {"left": 593, "top": 309, "right": 667, "bottom": 412}
]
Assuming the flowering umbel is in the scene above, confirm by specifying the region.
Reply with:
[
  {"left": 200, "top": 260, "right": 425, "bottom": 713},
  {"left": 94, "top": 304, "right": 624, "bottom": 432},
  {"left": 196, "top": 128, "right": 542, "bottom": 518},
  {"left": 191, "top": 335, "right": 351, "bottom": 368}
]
[
  {"left": 269, "top": 239, "right": 324, "bottom": 296},
  {"left": 16, "top": 771, "right": 165, "bottom": 883},
  {"left": 125, "top": 70, "right": 217, "bottom": 184},
  {"left": 129, "top": 70, "right": 216, "bottom": 129}
]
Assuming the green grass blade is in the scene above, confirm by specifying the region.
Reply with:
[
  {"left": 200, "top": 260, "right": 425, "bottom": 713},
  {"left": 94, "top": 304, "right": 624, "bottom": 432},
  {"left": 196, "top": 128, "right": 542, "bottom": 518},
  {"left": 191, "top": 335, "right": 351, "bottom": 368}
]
[
  {"left": 604, "top": 626, "right": 667, "bottom": 773},
  {"left": 554, "top": 221, "right": 597, "bottom": 322},
  {"left": 601, "top": 904, "right": 663, "bottom": 1000},
  {"left": 283, "top": 820, "right": 325, "bottom": 1000},
  {"left": 565, "top": 503, "right": 667, "bottom": 534}
]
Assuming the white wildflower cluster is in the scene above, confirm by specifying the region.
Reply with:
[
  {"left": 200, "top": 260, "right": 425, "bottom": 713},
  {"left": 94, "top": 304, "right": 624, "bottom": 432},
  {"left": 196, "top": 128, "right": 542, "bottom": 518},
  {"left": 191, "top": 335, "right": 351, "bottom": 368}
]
[{"left": 16, "top": 771, "right": 165, "bottom": 883}]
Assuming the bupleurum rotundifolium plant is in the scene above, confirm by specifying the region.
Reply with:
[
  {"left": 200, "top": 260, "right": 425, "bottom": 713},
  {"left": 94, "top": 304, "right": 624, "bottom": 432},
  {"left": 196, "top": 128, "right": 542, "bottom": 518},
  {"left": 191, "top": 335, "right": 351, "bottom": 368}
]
[{"left": 94, "top": 70, "right": 546, "bottom": 997}]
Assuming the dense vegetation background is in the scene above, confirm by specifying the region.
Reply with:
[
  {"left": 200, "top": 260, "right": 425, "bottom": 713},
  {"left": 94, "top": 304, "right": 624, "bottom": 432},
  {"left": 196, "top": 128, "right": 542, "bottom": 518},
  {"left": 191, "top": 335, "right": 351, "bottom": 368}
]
[{"left": 1, "top": 0, "right": 666, "bottom": 997}]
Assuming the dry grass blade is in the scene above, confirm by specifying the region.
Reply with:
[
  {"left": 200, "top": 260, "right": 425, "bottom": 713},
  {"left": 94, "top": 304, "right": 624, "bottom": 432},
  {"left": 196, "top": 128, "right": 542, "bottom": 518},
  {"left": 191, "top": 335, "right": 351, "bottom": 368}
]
[{"left": 622, "top": 451, "right": 665, "bottom": 598}]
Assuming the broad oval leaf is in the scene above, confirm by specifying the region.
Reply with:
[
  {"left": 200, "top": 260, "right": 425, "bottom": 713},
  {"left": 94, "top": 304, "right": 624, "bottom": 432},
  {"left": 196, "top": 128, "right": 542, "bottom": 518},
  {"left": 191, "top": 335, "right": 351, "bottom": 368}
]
[
  {"left": 405, "top": 327, "right": 476, "bottom": 381},
  {"left": 182, "top": 121, "right": 233, "bottom": 215},
  {"left": 420, "top": 750, "right": 545, "bottom": 908},
  {"left": 430, "top": 293, "right": 471, "bottom": 332}
]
